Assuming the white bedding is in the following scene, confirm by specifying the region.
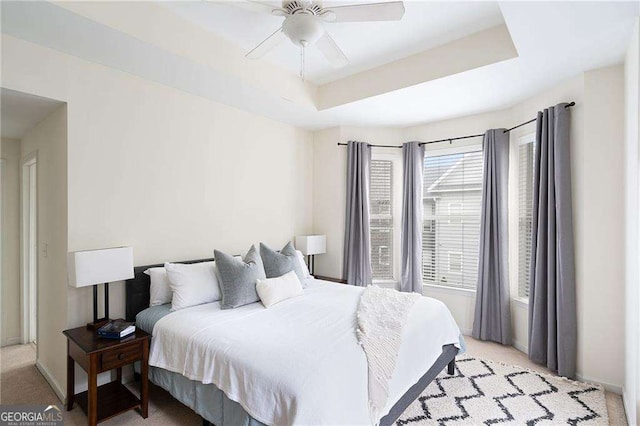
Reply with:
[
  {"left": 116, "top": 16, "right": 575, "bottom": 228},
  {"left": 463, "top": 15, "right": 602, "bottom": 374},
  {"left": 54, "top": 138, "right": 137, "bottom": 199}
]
[{"left": 148, "top": 278, "right": 461, "bottom": 426}]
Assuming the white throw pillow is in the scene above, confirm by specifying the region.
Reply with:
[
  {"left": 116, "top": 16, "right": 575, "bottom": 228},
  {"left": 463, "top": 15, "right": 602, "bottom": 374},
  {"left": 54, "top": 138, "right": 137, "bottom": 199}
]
[
  {"left": 165, "top": 261, "right": 222, "bottom": 311},
  {"left": 295, "top": 250, "right": 311, "bottom": 279},
  {"left": 145, "top": 267, "right": 173, "bottom": 307},
  {"left": 256, "top": 270, "right": 304, "bottom": 308}
]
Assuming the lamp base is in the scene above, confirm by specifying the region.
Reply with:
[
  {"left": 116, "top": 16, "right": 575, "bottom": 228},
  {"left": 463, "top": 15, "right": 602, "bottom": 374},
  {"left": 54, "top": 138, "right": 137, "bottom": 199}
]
[
  {"left": 88, "top": 282, "right": 111, "bottom": 330},
  {"left": 307, "top": 254, "right": 315, "bottom": 275},
  {"left": 86, "top": 318, "right": 110, "bottom": 330}
]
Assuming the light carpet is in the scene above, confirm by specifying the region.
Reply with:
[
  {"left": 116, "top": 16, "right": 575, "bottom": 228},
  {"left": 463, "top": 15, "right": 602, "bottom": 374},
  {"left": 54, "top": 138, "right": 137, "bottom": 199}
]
[
  {"left": 397, "top": 355, "right": 608, "bottom": 425},
  {"left": 0, "top": 340, "right": 626, "bottom": 425}
]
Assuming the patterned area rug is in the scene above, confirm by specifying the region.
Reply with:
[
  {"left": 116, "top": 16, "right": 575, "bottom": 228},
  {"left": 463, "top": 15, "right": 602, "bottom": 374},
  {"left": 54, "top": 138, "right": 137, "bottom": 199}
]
[{"left": 396, "top": 356, "right": 608, "bottom": 425}]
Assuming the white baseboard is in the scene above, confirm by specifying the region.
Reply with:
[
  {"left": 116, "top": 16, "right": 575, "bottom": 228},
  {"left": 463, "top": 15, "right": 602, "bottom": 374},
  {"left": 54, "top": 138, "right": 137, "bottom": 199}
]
[
  {"left": 458, "top": 335, "right": 621, "bottom": 395},
  {"left": 575, "top": 373, "right": 623, "bottom": 395},
  {"left": 512, "top": 339, "right": 528, "bottom": 355},
  {"left": 622, "top": 389, "right": 636, "bottom": 426},
  {"left": 459, "top": 330, "right": 528, "bottom": 355},
  {"left": 35, "top": 359, "right": 65, "bottom": 404},
  {"left": 1, "top": 337, "right": 23, "bottom": 347}
]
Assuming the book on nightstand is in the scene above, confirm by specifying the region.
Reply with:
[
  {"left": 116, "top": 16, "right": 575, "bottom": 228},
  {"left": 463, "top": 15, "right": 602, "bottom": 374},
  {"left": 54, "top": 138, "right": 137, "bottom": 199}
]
[{"left": 97, "top": 319, "right": 136, "bottom": 339}]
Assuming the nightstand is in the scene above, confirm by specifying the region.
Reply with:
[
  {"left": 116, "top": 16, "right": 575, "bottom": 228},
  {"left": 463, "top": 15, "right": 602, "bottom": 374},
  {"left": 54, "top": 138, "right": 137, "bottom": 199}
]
[
  {"left": 63, "top": 325, "right": 150, "bottom": 426},
  {"left": 314, "top": 275, "right": 348, "bottom": 284}
]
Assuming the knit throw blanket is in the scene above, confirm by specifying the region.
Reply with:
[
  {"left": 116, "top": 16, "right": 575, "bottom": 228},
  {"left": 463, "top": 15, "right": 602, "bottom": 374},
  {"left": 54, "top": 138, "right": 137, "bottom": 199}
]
[{"left": 356, "top": 285, "right": 421, "bottom": 425}]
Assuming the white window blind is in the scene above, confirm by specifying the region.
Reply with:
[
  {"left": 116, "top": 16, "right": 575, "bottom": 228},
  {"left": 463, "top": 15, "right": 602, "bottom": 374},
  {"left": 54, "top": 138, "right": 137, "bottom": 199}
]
[
  {"left": 422, "top": 150, "right": 483, "bottom": 289},
  {"left": 370, "top": 160, "right": 393, "bottom": 280},
  {"left": 518, "top": 141, "right": 536, "bottom": 298}
]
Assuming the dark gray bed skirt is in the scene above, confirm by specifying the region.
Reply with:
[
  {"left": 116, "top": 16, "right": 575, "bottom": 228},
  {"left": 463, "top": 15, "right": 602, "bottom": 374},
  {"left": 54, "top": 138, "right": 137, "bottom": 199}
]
[
  {"left": 379, "top": 344, "right": 458, "bottom": 426},
  {"left": 137, "top": 344, "right": 457, "bottom": 426}
]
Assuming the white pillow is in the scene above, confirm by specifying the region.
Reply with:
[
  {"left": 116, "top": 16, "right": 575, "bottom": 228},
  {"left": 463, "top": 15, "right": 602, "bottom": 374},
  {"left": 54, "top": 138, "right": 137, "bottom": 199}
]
[
  {"left": 295, "top": 250, "right": 311, "bottom": 279},
  {"left": 144, "top": 267, "right": 172, "bottom": 306},
  {"left": 165, "top": 261, "right": 222, "bottom": 311},
  {"left": 256, "top": 270, "right": 304, "bottom": 308}
]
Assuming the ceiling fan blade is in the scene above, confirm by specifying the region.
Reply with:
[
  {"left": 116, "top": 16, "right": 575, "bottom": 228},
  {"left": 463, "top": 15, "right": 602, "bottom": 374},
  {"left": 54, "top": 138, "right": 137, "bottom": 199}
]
[
  {"left": 246, "top": 27, "right": 286, "bottom": 59},
  {"left": 226, "top": 0, "right": 283, "bottom": 16},
  {"left": 315, "top": 32, "right": 349, "bottom": 68},
  {"left": 327, "top": 1, "right": 405, "bottom": 22}
]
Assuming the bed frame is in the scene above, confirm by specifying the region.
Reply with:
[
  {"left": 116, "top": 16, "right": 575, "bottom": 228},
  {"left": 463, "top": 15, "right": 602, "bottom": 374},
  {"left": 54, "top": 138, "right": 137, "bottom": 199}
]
[{"left": 125, "top": 259, "right": 458, "bottom": 426}]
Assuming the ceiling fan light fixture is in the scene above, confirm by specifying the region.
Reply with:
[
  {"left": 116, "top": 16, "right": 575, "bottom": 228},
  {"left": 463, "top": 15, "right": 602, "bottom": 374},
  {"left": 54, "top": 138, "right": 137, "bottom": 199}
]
[
  {"left": 239, "top": 0, "right": 406, "bottom": 79},
  {"left": 282, "top": 14, "right": 324, "bottom": 47}
]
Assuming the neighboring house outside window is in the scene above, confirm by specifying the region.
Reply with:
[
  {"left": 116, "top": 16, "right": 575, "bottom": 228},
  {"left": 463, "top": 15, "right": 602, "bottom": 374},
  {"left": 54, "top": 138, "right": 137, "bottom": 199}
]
[
  {"left": 422, "top": 148, "right": 483, "bottom": 290},
  {"left": 448, "top": 202, "right": 463, "bottom": 223}
]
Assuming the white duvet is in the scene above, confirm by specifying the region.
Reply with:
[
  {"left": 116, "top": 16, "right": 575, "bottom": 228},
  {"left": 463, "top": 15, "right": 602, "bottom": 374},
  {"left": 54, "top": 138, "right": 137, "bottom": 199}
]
[{"left": 149, "top": 279, "right": 461, "bottom": 426}]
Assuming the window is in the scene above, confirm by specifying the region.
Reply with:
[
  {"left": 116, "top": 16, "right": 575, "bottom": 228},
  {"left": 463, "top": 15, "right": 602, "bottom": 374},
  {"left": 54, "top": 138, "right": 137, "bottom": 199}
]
[
  {"left": 422, "top": 149, "right": 483, "bottom": 289},
  {"left": 448, "top": 203, "right": 463, "bottom": 223},
  {"left": 370, "top": 160, "right": 393, "bottom": 280},
  {"left": 448, "top": 252, "right": 462, "bottom": 272},
  {"left": 518, "top": 138, "right": 536, "bottom": 298}
]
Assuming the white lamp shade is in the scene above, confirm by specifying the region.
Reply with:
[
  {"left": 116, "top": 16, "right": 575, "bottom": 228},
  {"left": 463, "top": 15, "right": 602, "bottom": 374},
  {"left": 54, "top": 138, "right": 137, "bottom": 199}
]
[
  {"left": 68, "top": 247, "right": 134, "bottom": 288},
  {"left": 295, "top": 235, "right": 326, "bottom": 255}
]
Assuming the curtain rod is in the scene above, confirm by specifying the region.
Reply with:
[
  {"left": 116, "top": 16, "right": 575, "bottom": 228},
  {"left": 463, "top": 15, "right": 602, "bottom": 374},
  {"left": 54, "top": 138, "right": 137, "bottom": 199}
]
[{"left": 336, "top": 101, "right": 575, "bottom": 149}]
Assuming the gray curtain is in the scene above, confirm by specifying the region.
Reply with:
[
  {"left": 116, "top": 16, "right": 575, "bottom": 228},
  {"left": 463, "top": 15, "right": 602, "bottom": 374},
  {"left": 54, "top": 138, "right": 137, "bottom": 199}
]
[
  {"left": 343, "top": 141, "right": 372, "bottom": 287},
  {"left": 400, "top": 142, "right": 426, "bottom": 293},
  {"left": 472, "top": 129, "right": 512, "bottom": 345},
  {"left": 528, "top": 103, "right": 576, "bottom": 379}
]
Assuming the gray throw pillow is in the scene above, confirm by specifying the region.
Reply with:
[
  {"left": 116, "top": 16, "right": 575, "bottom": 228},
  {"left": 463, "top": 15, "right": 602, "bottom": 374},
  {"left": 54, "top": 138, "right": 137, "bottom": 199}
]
[
  {"left": 214, "top": 245, "right": 266, "bottom": 309},
  {"left": 260, "top": 242, "right": 306, "bottom": 281}
]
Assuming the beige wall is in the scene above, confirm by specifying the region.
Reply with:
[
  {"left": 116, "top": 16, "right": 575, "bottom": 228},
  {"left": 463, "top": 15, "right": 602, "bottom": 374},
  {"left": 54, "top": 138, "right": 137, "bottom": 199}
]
[
  {"left": 2, "top": 35, "right": 314, "bottom": 400},
  {"left": 312, "top": 126, "right": 403, "bottom": 279},
  {"left": 579, "top": 65, "right": 625, "bottom": 391},
  {"left": 624, "top": 17, "right": 640, "bottom": 426},
  {"left": 312, "top": 67, "right": 626, "bottom": 393},
  {"left": 1, "top": 138, "right": 22, "bottom": 347},
  {"left": 19, "top": 105, "right": 69, "bottom": 400},
  {"left": 313, "top": 127, "right": 344, "bottom": 279}
]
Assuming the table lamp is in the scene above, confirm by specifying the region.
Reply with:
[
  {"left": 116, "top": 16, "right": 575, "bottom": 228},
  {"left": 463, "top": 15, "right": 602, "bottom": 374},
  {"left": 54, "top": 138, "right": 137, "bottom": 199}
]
[
  {"left": 295, "top": 235, "right": 326, "bottom": 275},
  {"left": 68, "top": 247, "right": 134, "bottom": 329}
]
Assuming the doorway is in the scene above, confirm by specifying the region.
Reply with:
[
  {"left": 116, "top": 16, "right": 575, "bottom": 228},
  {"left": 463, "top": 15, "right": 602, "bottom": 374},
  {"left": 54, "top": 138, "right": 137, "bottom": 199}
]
[{"left": 21, "top": 153, "right": 37, "bottom": 344}]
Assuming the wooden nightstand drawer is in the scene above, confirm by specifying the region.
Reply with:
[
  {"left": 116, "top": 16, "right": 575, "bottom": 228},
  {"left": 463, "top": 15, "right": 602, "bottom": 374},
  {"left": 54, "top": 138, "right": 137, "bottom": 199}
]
[{"left": 100, "top": 342, "right": 142, "bottom": 371}]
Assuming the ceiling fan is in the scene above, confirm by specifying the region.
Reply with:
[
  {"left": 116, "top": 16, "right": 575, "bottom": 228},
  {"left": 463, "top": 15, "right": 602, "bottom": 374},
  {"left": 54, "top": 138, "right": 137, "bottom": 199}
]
[{"left": 227, "top": 0, "right": 405, "bottom": 79}]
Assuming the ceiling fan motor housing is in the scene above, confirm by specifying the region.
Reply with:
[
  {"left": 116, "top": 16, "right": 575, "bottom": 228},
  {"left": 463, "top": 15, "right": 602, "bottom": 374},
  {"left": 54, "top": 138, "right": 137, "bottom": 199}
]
[
  {"left": 282, "top": 14, "right": 324, "bottom": 47},
  {"left": 281, "top": 0, "right": 323, "bottom": 15}
]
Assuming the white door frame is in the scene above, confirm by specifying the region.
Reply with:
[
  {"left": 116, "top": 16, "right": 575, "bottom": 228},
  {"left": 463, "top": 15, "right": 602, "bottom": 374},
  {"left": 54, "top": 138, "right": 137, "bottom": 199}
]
[
  {"left": 20, "top": 152, "right": 38, "bottom": 344},
  {"left": 0, "top": 158, "right": 5, "bottom": 345}
]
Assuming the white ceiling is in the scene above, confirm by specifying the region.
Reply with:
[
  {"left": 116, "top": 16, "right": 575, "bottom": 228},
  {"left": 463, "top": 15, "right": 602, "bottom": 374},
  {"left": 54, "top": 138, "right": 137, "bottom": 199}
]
[
  {"left": 161, "top": 1, "right": 505, "bottom": 84},
  {"left": 1, "top": 1, "right": 638, "bottom": 130},
  {"left": 312, "top": 1, "right": 640, "bottom": 127},
  {"left": 1, "top": 88, "right": 64, "bottom": 139}
]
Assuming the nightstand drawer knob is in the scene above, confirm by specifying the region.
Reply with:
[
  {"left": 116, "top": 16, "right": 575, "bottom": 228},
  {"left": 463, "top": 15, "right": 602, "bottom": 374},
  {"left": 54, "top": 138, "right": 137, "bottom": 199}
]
[{"left": 100, "top": 341, "right": 143, "bottom": 371}]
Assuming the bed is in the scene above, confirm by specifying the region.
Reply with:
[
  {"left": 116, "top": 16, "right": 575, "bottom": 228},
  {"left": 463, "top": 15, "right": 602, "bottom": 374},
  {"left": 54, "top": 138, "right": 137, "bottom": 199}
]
[{"left": 126, "top": 258, "right": 461, "bottom": 426}]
